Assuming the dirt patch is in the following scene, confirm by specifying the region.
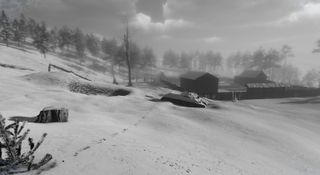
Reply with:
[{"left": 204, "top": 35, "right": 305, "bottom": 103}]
[
  {"left": 21, "top": 72, "right": 131, "bottom": 96},
  {"left": 68, "top": 82, "right": 131, "bottom": 96}
]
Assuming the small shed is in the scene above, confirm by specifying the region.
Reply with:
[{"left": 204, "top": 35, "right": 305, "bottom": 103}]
[
  {"left": 235, "top": 70, "right": 269, "bottom": 86},
  {"left": 180, "top": 71, "right": 219, "bottom": 98}
]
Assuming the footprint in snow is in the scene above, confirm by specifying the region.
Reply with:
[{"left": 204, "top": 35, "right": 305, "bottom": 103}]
[
  {"left": 73, "top": 146, "right": 91, "bottom": 156},
  {"left": 111, "top": 132, "right": 119, "bottom": 137}
]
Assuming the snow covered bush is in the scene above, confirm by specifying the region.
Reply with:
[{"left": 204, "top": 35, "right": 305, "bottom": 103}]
[{"left": 0, "top": 114, "right": 52, "bottom": 174}]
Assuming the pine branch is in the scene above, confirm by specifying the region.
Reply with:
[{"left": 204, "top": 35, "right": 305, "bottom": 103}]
[
  {"left": 29, "top": 154, "right": 52, "bottom": 170},
  {"left": 17, "top": 122, "right": 26, "bottom": 135},
  {"left": 29, "top": 133, "right": 47, "bottom": 156},
  {"left": 28, "top": 138, "right": 34, "bottom": 150},
  {"left": 0, "top": 116, "right": 52, "bottom": 173},
  {"left": 0, "top": 119, "right": 18, "bottom": 162},
  {"left": 27, "top": 155, "right": 34, "bottom": 171},
  {"left": 14, "top": 129, "right": 29, "bottom": 150},
  {"left": 4, "top": 123, "right": 16, "bottom": 131},
  {"left": 5, "top": 130, "right": 14, "bottom": 136}
]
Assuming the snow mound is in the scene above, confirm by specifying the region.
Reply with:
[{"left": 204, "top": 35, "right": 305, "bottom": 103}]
[{"left": 21, "top": 71, "right": 83, "bottom": 88}]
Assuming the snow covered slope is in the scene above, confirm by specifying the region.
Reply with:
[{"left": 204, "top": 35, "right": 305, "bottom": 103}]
[
  {"left": 0, "top": 45, "right": 113, "bottom": 82},
  {"left": 1, "top": 45, "right": 320, "bottom": 175}
]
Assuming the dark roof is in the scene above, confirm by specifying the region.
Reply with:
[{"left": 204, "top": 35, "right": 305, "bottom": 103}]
[
  {"left": 180, "top": 71, "right": 216, "bottom": 80},
  {"left": 238, "top": 70, "right": 265, "bottom": 78}
]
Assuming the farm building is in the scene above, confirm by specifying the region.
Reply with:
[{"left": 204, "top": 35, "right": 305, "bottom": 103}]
[
  {"left": 216, "top": 77, "right": 246, "bottom": 101},
  {"left": 180, "top": 71, "right": 219, "bottom": 98},
  {"left": 245, "top": 83, "right": 287, "bottom": 99},
  {"left": 234, "top": 70, "right": 269, "bottom": 85}
]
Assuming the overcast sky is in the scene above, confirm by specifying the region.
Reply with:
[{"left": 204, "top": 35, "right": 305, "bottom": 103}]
[{"left": 2, "top": 0, "right": 320, "bottom": 73}]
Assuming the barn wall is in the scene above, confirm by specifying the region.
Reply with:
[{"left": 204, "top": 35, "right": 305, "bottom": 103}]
[
  {"left": 180, "top": 75, "right": 219, "bottom": 97},
  {"left": 216, "top": 92, "right": 245, "bottom": 101},
  {"left": 180, "top": 78, "right": 195, "bottom": 92},
  {"left": 196, "top": 75, "right": 218, "bottom": 94},
  {"left": 245, "top": 87, "right": 286, "bottom": 99}
]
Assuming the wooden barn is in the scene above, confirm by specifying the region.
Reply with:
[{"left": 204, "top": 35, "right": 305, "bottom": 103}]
[
  {"left": 180, "top": 71, "right": 219, "bottom": 98},
  {"left": 234, "top": 70, "right": 269, "bottom": 86},
  {"left": 245, "top": 83, "right": 287, "bottom": 99}
]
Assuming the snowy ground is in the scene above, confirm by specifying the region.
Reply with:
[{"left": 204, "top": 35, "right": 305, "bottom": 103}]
[{"left": 1, "top": 45, "right": 320, "bottom": 175}]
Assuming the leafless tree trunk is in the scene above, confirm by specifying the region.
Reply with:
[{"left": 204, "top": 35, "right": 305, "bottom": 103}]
[
  {"left": 124, "top": 23, "right": 132, "bottom": 86},
  {"left": 111, "top": 60, "right": 118, "bottom": 84}
]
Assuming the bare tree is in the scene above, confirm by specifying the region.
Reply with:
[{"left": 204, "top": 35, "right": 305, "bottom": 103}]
[
  {"left": 141, "top": 47, "right": 156, "bottom": 68},
  {"left": 33, "top": 22, "right": 50, "bottom": 58},
  {"left": 101, "top": 38, "right": 119, "bottom": 84},
  {"left": 302, "top": 69, "right": 320, "bottom": 88},
  {"left": 179, "top": 52, "right": 192, "bottom": 70},
  {"left": 85, "top": 34, "right": 101, "bottom": 56},
  {"left": 72, "top": 28, "right": 86, "bottom": 58},
  {"left": 271, "top": 64, "right": 300, "bottom": 84},
  {"left": 124, "top": 22, "right": 132, "bottom": 86},
  {"left": 12, "top": 19, "right": 23, "bottom": 46},
  {"left": 0, "top": 10, "right": 12, "bottom": 47},
  {"left": 58, "top": 25, "right": 73, "bottom": 52},
  {"left": 162, "top": 49, "right": 179, "bottom": 68}
]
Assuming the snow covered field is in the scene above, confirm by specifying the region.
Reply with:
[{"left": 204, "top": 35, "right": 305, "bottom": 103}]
[{"left": 1, "top": 45, "right": 320, "bottom": 175}]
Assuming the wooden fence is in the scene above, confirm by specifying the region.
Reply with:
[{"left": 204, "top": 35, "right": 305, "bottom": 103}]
[{"left": 48, "top": 64, "right": 91, "bottom": 81}]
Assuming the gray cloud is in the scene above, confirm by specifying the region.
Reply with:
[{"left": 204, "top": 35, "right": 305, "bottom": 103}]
[
  {"left": 135, "top": 0, "right": 166, "bottom": 22},
  {"left": 164, "top": 0, "right": 302, "bottom": 27},
  {"left": 0, "top": 0, "right": 31, "bottom": 9},
  {"left": 0, "top": 0, "right": 34, "bottom": 16},
  {"left": 23, "top": 0, "right": 136, "bottom": 36},
  {"left": 1, "top": 0, "right": 320, "bottom": 71}
]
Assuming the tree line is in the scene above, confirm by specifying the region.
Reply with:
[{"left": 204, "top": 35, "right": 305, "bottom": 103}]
[
  {"left": 226, "top": 45, "right": 296, "bottom": 82},
  {"left": 161, "top": 44, "right": 319, "bottom": 87},
  {"left": 0, "top": 10, "right": 156, "bottom": 86},
  {"left": 162, "top": 50, "right": 222, "bottom": 74},
  {"left": 227, "top": 45, "right": 320, "bottom": 87}
]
